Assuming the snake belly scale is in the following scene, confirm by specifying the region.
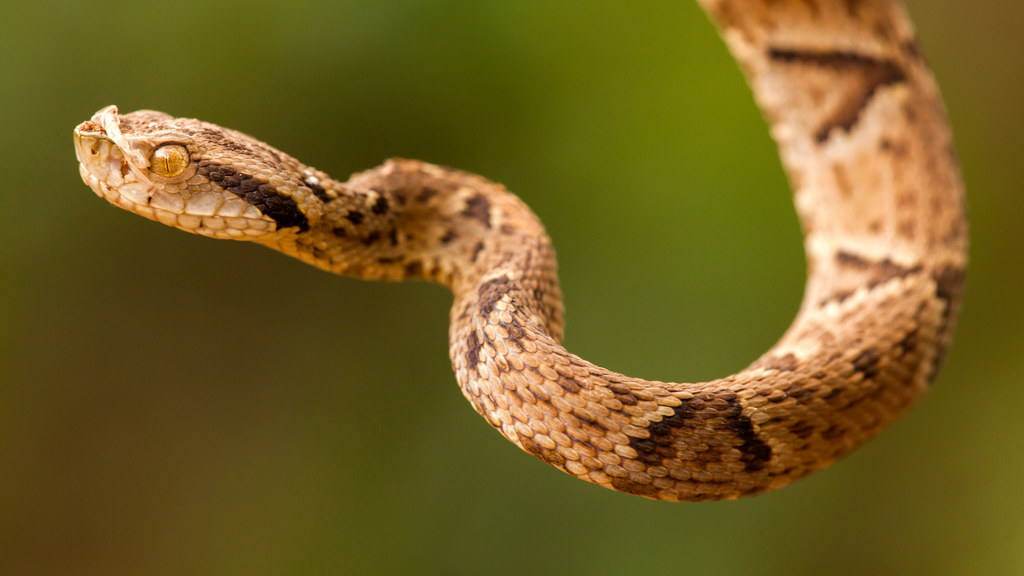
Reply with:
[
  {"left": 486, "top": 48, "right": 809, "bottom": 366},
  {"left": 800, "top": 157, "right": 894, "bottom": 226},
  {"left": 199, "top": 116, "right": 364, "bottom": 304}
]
[{"left": 74, "top": 0, "right": 966, "bottom": 501}]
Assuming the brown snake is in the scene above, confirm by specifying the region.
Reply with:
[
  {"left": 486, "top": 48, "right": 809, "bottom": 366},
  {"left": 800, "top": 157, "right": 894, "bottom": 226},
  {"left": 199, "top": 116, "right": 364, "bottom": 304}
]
[{"left": 74, "top": 0, "right": 966, "bottom": 501}]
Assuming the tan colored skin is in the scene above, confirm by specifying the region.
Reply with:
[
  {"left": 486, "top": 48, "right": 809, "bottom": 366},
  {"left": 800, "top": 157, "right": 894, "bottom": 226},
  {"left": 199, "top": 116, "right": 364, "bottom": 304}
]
[{"left": 74, "top": 0, "right": 966, "bottom": 501}]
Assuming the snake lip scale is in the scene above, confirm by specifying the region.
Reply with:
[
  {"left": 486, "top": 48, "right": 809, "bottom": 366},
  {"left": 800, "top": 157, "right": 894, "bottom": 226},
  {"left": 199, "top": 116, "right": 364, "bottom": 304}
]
[{"left": 74, "top": 0, "right": 966, "bottom": 501}]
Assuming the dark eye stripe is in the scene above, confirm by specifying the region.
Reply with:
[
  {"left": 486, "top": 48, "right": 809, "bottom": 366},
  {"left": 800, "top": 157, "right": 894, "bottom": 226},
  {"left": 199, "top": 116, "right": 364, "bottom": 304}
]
[{"left": 196, "top": 161, "right": 309, "bottom": 232}]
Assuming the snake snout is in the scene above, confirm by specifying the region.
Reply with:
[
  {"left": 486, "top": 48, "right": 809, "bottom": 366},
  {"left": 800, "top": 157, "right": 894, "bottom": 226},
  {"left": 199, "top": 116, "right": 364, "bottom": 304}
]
[
  {"left": 74, "top": 131, "right": 114, "bottom": 167},
  {"left": 73, "top": 121, "right": 160, "bottom": 217},
  {"left": 73, "top": 128, "right": 127, "bottom": 190}
]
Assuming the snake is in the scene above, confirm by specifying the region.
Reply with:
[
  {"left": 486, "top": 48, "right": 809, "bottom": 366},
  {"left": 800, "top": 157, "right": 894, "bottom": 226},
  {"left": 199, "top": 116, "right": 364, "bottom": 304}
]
[{"left": 73, "top": 0, "right": 966, "bottom": 501}]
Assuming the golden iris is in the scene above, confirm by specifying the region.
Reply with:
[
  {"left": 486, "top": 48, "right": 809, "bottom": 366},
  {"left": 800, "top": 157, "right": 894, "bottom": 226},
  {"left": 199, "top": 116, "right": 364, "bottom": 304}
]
[{"left": 149, "top": 144, "right": 190, "bottom": 178}]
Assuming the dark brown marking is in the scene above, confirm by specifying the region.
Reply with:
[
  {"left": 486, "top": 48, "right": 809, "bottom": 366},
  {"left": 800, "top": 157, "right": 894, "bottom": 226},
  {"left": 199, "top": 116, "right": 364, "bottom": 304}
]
[
  {"left": 417, "top": 187, "right": 439, "bottom": 202},
  {"left": 404, "top": 260, "right": 423, "bottom": 277},
  {"left": 841, "top": 0, "right": 866, "bottom": 16},
  {"left": 332, "top": 227, "right": 347, "bottom": 238},
  {"left": 903, "top": 102, "right": 918, "bottom": 124},
  {"left": 465, "top": 330, "right": 481, "bottom": 367},
  {"left": 372, "top": 196, "right": 390, "bottom": 215},
  {"left": 819, "top": 289, "right": 855, "bottom": 306},
  {"left": 608, "top": 383, "right": 639, "bottom": 407},
  {"left": 821, "top": 424, "right": 846, "bottom": 441},
  {"left": 502, "top": 318, "right": 526, "bottom": 349},
  {"left": 932, "top": 266, "right": 965, "bottom": 307},
  {"left": 767, "top": 48, "right": 906, "bottom": 142},
  {"left": 757, "top": 353, "right": 798, "bottom": 372},
  {"left": 362, "top": 231, "right": 381, "bottom": 246},
  {"left": 835, "top": 250, "right": 924, "bottom": 289},
  {"left": 390, "top": 187, "right": 408, "bottom": 205},
  {"left": 572, "top": 407, "right": 596, "bottom": 424},
  {"left": 723, "top": 398, "right": 773, "bottom": 472},
  {"left": 897, "top": 219, "right": 915, "bottom": 239},
  {"left": 931, "top": 265, "right": 966, "bottom": 335},
  {"left": 852, "top": 347, "right": 881, "bottom": 380},
  {"left": 197, "top": 161, "right": 308, "bottom": 231},
  {"left": 784, "top": 382, "right": 815, "bottom": 402},
  {"left": 554, "top": 373, "right": 580, "bottom": 394},
  {"left": 629, "top": 437, "right": 658, "bottom": 460},
  {"left": 303, "top": 176, "right": 331, "bottom": 203},
  {"left": 345, "top": 211, "right": 365, "bottom": 225},
  {"left": 897, "top": 329, "right": 918, "bottom": 357},
  {"left": 440, "top": 230, "right": 457, "bottom": 245},
  {"left": 200, "top": 128, "right": 252, "bottom": 156},
  {"left": 478, "top": 275, "right": 513, "bottom": 319},
  {"left": 835, "top": 251, "right": 876, "bottom": 268},
  {"left": 520, "top": 437, "right": 566, "bottom": 466},
  {"left": 790, "top": 420, "right": 816, "bottom": 440},
  {"left": 471, "top": 241, "right": 485, "bottom": 263},
  {"left": 883, "top": 138, "right": 909, "bottom": 157},
  {"left": 610, "top": 477, "right": 660, "bottom": 498},
  {"left": 799, "top": 0, "right": 821, "bottom": 16},
  {"left": 629, "top": 400, "right": 696, "bottom": 466},
  {"left": 463, "top": 194, "right": 491, "bottom": 228}
]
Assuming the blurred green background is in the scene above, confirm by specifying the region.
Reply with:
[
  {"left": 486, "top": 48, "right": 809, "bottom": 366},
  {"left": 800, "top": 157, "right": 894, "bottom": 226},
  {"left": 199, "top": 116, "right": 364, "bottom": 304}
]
[{"left": 2, "top": 0, "right": 1021, "bottom": 574}]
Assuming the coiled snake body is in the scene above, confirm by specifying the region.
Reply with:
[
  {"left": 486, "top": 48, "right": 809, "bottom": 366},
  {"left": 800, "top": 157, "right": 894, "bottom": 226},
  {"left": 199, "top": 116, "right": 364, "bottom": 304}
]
[{"left": 74, "top": 0, "right": 966, "bottom": 501}]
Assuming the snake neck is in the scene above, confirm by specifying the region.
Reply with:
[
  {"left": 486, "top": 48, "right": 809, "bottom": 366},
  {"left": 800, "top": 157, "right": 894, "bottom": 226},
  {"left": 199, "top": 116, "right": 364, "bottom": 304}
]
[{"left": 260, "top": 158, "right": 567, "bottom": 344}]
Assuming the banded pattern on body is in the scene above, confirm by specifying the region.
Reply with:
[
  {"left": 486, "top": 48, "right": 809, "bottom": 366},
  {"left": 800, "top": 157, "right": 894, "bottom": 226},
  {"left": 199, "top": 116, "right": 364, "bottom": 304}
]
[{"left": 73, "top": 0, "right": 966, "bottom": 501}]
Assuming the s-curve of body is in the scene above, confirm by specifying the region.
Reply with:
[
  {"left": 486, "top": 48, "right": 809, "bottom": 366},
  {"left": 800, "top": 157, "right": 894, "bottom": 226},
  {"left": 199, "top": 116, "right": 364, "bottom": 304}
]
[{"left": 74, "top": 0, "right": 966, "bottom": 501}]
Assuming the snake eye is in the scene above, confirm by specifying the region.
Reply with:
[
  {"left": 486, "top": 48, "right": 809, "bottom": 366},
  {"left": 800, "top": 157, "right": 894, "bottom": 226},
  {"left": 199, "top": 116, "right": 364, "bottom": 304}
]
[{"left": 149, "top": 144, "right": 190, "bottom": 178}]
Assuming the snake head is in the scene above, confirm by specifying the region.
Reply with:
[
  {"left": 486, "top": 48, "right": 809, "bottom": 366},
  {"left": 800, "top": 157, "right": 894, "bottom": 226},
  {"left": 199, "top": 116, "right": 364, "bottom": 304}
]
[{"left": 74, "top": 105, "right": 310, "bottom": 240}]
